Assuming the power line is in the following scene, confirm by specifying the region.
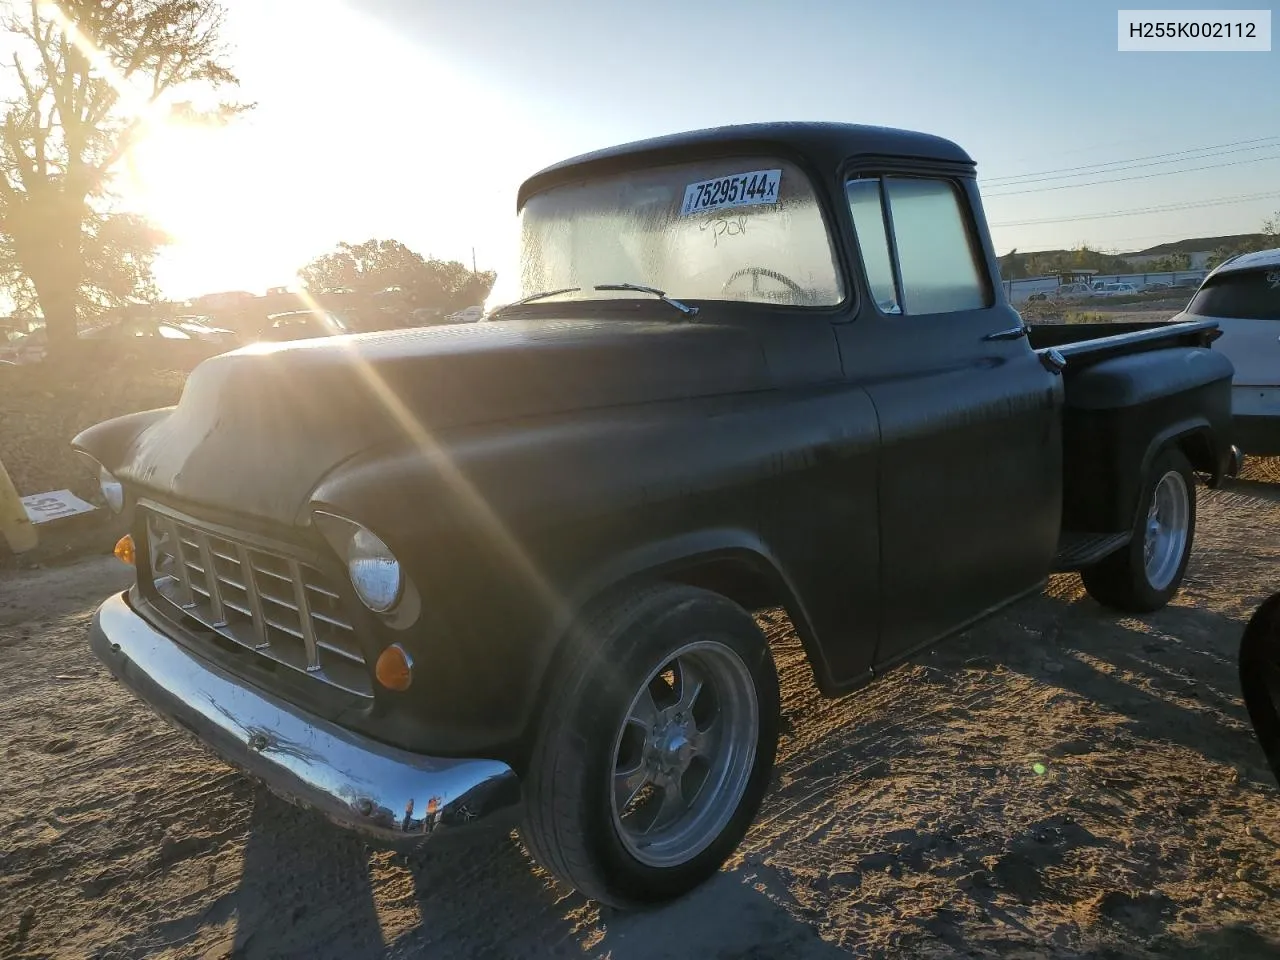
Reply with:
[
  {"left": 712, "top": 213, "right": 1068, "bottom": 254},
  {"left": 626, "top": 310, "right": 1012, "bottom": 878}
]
[
  {"left": 982, "top": 140, "right": 1280, "bottom": 188},
  {"left": 993, "top": 126, "right": 1271, "bottom": 169},
  {"left": 984, "top": 152, "right": 1280, "bottom": 197},
  {"left": 981, "top": 135, "right": 1280, "bottom": 185},
  {"left": 989, "top": 189, "right": 1280, "bottom": 228}
]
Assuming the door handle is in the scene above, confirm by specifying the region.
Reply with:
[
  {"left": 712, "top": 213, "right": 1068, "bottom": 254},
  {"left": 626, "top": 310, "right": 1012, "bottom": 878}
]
[{"left": 983, "top": 324, "right": 1029, "bottom": 341}]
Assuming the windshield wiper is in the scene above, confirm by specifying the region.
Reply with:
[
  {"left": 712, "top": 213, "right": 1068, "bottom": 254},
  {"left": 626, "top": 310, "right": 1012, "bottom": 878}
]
[
  {"left": 488, "top": 287, "right": 581, "bottom": 318},
  {"left": 593, "top": 283, "right": 699, "bottom": 318}
]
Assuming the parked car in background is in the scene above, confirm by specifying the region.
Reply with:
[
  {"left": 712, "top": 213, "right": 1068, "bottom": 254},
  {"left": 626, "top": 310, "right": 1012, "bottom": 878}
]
[
  {"left": 1142, "top": 281, "right": 1172, "bottom": 292},
  {"left": 444, "top": 305, "right": 485, "bottom": 324},
  {"left": 1026, "top": 284, "right": 1087, "bottom": 303},
  {"left": 80, "top": 316, "right": 241, "bottom": 368},
  {"left": 258, "top": 309, "right": 352, "bottom": 341},
  {"left": 409, "top": 306, "right": 447, "bottom": 326},
  {"left": 1170, "top": 248, "right": 1280, "bottom": 456},
  {"left": 84, "top": 316, "right": 239, "bottom": 344},
  {"left": 170, "top": 316, "right": 241, "bottom": 342},
  {"left": 1091, "top": 282, "right": 1140, "bottom": 298},
  {"left": 1052, "top": 283, "right": 1094, "bottom": 300}
]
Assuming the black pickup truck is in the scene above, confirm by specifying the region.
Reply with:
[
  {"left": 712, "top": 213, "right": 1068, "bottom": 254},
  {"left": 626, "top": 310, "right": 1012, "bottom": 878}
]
[{"left": 77, "top": 122, "right": 1234, "bottom": 908}]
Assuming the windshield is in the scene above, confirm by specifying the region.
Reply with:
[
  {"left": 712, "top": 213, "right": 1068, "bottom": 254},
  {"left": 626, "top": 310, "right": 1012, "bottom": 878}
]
[
  {"left": 1186, "top": 268, "right": 1280, "bottom": 320},
  {"left": 512, "top": 156, "right": 845, "bottom": 309}
]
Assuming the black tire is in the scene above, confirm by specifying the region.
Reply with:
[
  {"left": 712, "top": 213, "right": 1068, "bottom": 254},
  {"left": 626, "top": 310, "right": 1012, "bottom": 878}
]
[
  {"left": 1081, "top": 446, "right": 1196, "bottom": 613},
  {"left": 1240, "top": 592, "right": 1280, "bottom": 789},
  {"left": 519, "top": 584, "right": 780, "bottom": 908}
]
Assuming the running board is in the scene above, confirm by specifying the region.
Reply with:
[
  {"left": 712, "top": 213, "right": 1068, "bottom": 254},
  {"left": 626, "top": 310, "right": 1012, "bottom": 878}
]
[{"left": 1052, "top": 531, "right": 1131, "bottom": 572}]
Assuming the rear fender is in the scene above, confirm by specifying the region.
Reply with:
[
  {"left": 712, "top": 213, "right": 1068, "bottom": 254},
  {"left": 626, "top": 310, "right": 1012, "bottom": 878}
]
[{"left": 1060, "top": 348, "right": 1232, "bottom": 532}]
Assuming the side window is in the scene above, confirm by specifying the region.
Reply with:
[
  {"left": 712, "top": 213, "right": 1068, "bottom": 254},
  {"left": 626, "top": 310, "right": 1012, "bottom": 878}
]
[
  {"left": 845, "top": 178, "right": 901, "bottom": 314},
  {"left": 883, "top": 177, "right": 991, "bottom": 315},
  {"left": 845, "top": 175, "right": 992, "bottom": 316}
]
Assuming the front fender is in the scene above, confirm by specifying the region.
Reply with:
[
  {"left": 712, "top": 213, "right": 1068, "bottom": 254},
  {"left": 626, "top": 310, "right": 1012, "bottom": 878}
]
[
  {"left": 303, "top": 400, "right": 781, "bottom": 760},
  {"left": 71, "top": 407, "right": 176, "bottom": 474}
]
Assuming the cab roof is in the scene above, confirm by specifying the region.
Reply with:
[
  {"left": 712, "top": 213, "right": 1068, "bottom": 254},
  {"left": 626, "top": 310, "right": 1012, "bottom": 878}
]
[{"left": 516, "top": 121, "right": 974, "bottom": 211}]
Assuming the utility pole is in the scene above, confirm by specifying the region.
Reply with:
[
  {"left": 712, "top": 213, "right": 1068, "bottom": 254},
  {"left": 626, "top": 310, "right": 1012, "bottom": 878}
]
[{"left": 472, "top": 247, "right": 477, "bottom": 275}]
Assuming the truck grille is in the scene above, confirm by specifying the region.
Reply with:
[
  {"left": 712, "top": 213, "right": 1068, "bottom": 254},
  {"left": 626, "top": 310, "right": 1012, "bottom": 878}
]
[{"left": 143, "top": 507, "right": 372, "bottom": 698}]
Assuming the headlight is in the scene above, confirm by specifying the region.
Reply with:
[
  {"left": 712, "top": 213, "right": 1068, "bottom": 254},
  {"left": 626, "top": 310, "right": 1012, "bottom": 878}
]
[
  {"left": 313, "top": 512, "right": 407, "bottom": 615},
  {"left": 80, "top": 453, "right": 124, "bottom": 514},
  {"left": 345, "top": 524, "right": 403, "bottom": 613},
  {"left": 98, "top": 465, "right": 124, "bottom": 514}
]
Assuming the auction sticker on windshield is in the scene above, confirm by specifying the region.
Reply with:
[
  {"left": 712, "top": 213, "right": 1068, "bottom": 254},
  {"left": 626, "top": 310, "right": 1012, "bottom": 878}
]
[{"left": 680, "top": 169, "right": 781, "bottom": 216}]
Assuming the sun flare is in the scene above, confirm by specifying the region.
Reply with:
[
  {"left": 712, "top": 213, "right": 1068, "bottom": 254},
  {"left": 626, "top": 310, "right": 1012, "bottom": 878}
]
[{"left": 123, "top": 122, "right": 243, "bottom": 247}]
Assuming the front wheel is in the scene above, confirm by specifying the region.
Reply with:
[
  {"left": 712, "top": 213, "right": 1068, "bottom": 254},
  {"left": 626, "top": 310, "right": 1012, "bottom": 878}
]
[
  {"left": 519, "top": 585, "right": 780, "bottom": 908},
  {"left": 1082, "top": 446, "right": 1196, "bottom": 613}
]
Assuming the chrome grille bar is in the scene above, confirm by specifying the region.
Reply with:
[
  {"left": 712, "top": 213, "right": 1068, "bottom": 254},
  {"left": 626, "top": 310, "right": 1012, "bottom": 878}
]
[
  {"left": 236, "top": 543, "right": 271, "bottom": 650},
  {"left": 163, "top": 517, "right": 197, "bottom": 609},
  {"left": 142, "top": 505, "right": 373, "bottom": 699},
  {"left": 288, "top": 558, "right": 323, "bottom": 672},
  {"left": 195, "top": 537, "right": 227, "bottom": 627}
]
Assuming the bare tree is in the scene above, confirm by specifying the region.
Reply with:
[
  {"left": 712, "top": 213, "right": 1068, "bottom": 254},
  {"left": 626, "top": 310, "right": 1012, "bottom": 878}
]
[{"left": 0, "top": 1, "right": 249, "bottom": 354}]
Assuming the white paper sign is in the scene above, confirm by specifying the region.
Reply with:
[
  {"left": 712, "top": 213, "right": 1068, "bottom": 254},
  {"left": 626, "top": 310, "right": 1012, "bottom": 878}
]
[
  {"left": 680, "top": 169, "right": 781, "bottom": 217},
  {"left": 22, "top": 489, "right": 97, "bottom": 524}
]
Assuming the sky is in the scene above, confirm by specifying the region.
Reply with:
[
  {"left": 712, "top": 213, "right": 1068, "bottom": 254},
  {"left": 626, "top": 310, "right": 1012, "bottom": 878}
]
[{"left": 113, "top": 0, "right": 1280, "bottom": 299}]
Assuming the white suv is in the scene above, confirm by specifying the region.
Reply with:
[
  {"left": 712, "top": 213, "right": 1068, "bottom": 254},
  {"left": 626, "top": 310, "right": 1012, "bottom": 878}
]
[{"left": 1171, "top": 248, "right": 1280, "bottom": 456}]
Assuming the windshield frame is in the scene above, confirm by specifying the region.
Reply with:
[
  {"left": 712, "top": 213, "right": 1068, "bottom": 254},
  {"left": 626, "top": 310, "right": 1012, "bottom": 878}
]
[{"left": 501, "top": 147, "right": 857, "bottom": 321}]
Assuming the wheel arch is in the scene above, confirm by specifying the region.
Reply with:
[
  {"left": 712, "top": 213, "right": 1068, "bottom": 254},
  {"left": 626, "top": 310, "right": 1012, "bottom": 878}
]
[
  {"left": 1141, "top": 418, "right": 1220, "bottom": 491},
  {"left": 516, "top": 529, "right": 821, "bottom": 768}
]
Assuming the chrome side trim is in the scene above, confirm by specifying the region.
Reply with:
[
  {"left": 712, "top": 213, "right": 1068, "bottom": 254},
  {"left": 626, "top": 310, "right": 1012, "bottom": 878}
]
[{"left": 90, "top": 591, "right": 521, "bottom": 842}]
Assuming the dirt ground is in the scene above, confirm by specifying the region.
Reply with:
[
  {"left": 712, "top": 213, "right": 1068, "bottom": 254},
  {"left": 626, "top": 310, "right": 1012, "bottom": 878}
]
[{"left": 2, "top": 462, "right": 1279, "bottom": 960}]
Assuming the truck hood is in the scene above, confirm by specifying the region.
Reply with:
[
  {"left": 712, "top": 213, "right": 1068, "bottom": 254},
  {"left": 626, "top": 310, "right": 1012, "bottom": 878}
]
[{"left": 114, "top": 317, "right": 769, "bottom": 524}]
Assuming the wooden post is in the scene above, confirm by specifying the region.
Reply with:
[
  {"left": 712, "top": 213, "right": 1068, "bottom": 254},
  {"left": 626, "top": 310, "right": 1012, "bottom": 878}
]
[{"left": 0, "top": 455, "right": 38, "bottom": 553}]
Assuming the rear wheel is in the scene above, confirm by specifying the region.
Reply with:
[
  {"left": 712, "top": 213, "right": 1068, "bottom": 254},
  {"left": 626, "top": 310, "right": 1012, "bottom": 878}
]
[
  {"left": 519, "top": 585, "right": 780, "bottom": 908},
  {"left": 1081, "top": 446, "right": 1196, "bottom": 613}
]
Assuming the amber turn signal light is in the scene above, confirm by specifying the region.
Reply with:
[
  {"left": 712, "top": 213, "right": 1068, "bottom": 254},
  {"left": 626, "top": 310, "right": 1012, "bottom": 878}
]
[
  {"left": 114, "top": 534, "right": 135, "bottom": 565},
  {"left": 375, "top": 643, "right": 413, "bottom": 691}
]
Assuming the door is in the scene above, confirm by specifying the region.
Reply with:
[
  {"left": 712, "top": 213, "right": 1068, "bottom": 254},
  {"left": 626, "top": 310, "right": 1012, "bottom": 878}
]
[{"left": 837, "top": 174, "right": 1064, "bottom": 668}]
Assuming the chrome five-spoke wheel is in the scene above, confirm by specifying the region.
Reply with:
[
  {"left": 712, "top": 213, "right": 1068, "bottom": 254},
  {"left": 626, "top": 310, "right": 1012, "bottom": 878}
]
[
  {"left": 1143, "top": 469, "right": 1190, "bottom": 592},
  {"left": 1082, "top": 446, "right": 1197, "bottom": 614},
  {"left": 610, "top": 641, "right": 758, "bottom": 868},
  {"left": 520, "top": 585, "right": 780, "bottom": 908}
]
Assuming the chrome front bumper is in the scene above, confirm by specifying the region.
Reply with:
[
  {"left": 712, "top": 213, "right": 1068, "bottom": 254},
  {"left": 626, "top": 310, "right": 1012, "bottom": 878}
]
[{"left": 89, "top": 591, "right": 521, "bottom": 842}]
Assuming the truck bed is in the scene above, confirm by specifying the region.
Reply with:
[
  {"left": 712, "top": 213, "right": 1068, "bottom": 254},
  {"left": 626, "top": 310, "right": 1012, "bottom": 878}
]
[
  {"left": 1034, "top": 317, "right": 1233, "bottom": 569},
  {"left": 1028, "top": 318, "right": 1222, "bottom": 362}
]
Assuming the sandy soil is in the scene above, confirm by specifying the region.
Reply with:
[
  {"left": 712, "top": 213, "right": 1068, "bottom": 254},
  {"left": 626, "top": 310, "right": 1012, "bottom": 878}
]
[{"left": 2, "top": 462, "right": 1279, "bottom": 960}]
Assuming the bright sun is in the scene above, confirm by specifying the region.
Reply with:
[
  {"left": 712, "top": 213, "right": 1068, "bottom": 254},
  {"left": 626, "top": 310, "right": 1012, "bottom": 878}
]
[
  {"left": 107, "top": 0, "right": 551, "bottom": 302},
  {"left": 118, "top": 117, "right": 295, "bottom": 298},
  {"left": 123, "top": 121, "right": 242, "bottom": 247}
]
